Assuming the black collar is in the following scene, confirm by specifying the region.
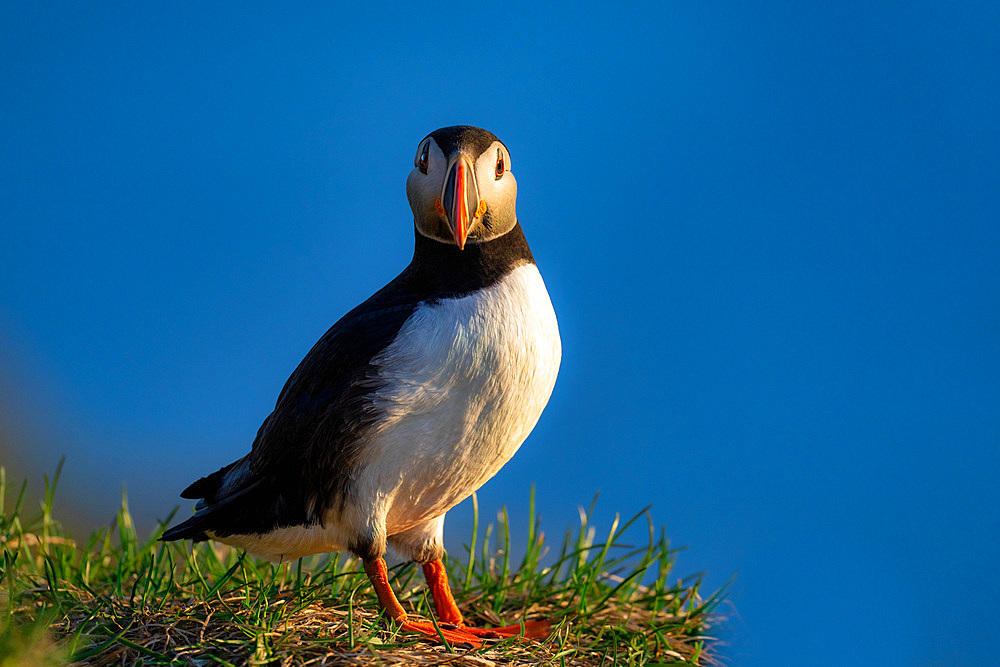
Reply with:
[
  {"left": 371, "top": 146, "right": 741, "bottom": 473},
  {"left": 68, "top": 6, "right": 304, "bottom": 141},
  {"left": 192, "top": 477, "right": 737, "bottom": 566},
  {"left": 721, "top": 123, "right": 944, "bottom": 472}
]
[{"left": 400, "top": 222, "right": 536, "bottom": 301}]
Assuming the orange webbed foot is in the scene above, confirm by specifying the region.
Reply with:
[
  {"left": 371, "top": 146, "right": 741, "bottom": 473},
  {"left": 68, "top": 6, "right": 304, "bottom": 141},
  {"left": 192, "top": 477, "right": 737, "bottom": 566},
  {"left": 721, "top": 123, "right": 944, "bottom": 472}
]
[
  {"left": 396, "top": 618, "right": 484, "bottom": 649},
  {"left": 442, "top": 618, "right": 551, "bottom": 640},
  {"left": 419, "top": 559, "right": 552, "bottom": 643}
]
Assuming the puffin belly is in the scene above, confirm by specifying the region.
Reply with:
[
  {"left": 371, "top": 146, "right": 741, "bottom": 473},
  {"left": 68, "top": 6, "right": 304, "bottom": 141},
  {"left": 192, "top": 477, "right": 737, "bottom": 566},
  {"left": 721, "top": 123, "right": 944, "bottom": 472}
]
[
  {"left": 362, "top": 263, "right": 562, "bottom": 535},
  {"left": 208, "top": 521, "right": 353, "bottom": 563}
]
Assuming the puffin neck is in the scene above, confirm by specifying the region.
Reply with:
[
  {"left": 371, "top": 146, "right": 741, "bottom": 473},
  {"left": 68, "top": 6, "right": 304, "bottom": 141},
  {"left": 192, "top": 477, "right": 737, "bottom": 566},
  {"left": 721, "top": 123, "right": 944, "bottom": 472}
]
[{"left": 407, "top": 222, "right": 536, "bottom": 299}]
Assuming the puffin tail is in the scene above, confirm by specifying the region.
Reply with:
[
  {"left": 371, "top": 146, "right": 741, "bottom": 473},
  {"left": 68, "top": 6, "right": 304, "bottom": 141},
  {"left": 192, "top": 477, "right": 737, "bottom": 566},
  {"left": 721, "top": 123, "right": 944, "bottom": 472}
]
[
  {"left": 160, "top": 458, "right": 252, "bottom": 543},
  {"left": 160, "top": 513, "right": 211, "bottom": 542}
]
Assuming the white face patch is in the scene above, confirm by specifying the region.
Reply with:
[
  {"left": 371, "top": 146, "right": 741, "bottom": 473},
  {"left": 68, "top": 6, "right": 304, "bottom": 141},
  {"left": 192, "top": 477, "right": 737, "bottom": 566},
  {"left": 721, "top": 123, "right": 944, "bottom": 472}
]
[
  {"left": 407, "top": 137, "right": 519, "bottom": 245},
  {"left": 473, "top": 141, "right": 517, "bottom": 232},
  {"left": 406, "top": 138, "right": 448, "bottom": 216}
]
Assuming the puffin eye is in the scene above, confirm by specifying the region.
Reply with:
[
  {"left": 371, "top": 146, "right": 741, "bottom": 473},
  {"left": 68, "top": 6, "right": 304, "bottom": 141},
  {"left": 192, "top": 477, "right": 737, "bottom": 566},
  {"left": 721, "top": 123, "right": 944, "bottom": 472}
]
[
  {"left": 494, "top": 148, "right": 505, "bottom": 180},
  {"left": 416, "top": 143, "right": 429, "bottom": 174}
]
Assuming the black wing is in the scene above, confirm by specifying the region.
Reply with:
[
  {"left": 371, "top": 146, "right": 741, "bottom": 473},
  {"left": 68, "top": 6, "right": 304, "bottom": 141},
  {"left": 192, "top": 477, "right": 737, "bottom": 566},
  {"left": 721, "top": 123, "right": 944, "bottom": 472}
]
[{"left": 162, "top": 273, "right": 425, "bottom": 541}]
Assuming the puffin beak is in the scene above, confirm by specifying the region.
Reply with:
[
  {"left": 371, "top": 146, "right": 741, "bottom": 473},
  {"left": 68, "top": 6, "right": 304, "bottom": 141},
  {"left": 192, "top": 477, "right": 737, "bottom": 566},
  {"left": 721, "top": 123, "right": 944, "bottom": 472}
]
[{"left": 440, "top": 155, "right": 480, "bottom": 250}]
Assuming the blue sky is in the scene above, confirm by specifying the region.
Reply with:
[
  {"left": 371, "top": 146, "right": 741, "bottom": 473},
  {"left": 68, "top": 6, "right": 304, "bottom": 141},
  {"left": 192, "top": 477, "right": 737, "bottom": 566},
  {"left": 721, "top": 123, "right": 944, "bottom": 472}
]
[{"left": 2, "top": 3, "right": 998, "bottom": 665}]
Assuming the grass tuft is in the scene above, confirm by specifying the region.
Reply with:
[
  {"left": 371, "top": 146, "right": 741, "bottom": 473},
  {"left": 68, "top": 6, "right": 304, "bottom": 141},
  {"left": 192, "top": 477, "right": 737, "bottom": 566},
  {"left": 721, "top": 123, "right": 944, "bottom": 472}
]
[{"left": 0, "top": 463, "right": 726, "bottom": 665}]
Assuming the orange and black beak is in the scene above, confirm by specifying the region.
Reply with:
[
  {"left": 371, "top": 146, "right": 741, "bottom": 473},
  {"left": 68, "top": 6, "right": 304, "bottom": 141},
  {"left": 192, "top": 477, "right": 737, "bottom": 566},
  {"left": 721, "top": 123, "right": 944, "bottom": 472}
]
[{"left": 439, "top": 155, "right": 482, "bottom": 250}]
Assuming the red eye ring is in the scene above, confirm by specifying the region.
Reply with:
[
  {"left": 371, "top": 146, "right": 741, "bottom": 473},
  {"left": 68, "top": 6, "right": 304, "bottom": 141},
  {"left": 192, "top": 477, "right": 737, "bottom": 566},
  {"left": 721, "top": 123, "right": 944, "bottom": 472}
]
[
  {"left": 416, "top": 143, "right": 429, "bottom": 174},
  {"left": 494, "top": 148, "right": 504, "bottom": 179}
]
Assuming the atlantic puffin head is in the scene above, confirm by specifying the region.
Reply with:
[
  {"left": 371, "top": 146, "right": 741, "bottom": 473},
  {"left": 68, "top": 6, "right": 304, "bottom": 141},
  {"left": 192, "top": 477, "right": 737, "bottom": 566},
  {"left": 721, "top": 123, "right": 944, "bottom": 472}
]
[{"left": 406, "top": 125, "right": 517, "bottom": 249}]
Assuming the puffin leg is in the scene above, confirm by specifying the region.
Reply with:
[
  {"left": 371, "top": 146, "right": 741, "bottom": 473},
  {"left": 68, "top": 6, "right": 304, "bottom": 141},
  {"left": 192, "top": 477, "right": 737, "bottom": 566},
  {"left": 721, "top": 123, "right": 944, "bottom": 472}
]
[
  {"left": 362, "top": 558, "right": 485, "bottom": 648},
  {"left": 421, "top": 558, "right": 551, "bottom": 639}
]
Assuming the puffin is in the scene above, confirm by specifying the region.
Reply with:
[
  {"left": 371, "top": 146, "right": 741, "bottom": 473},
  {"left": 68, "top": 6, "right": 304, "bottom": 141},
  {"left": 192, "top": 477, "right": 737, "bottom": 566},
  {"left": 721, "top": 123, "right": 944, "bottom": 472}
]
[{"left": 161, "top": 125, "right": 562, "bottom": 648}]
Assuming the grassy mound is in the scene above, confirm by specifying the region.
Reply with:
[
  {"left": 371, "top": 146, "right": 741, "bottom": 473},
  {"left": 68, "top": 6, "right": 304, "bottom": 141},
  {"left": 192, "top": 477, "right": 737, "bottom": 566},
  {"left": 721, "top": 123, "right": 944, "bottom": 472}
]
[{"left": 0, "top": 462, "right": 725, "bottom": 665}]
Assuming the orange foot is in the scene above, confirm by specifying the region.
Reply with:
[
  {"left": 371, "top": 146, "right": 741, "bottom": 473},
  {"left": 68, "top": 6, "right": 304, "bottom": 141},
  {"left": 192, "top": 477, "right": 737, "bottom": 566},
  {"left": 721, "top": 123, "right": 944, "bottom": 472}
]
[
  {"left": 441, "top": 618, "right": 551, "bottom": 639},
  {"left": 366, "top": 558, "right": 552, "bottom": 650},
  {"left": 397, "top": 619, "right": 485, "bottom": 649}
]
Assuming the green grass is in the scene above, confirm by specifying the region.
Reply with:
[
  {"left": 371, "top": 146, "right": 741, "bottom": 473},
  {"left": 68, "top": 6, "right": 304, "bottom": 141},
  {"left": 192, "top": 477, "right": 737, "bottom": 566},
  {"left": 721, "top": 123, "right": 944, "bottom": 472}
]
[{"left": 0, "top": 461, "right": 726, "bottom": 666}]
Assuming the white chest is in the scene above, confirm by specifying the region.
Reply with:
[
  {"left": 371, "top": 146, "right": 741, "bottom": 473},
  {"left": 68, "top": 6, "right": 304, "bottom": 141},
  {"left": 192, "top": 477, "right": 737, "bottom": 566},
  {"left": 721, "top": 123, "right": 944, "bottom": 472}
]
[{"left": 364, "top": 263, "right": 561, "bottom": 532}]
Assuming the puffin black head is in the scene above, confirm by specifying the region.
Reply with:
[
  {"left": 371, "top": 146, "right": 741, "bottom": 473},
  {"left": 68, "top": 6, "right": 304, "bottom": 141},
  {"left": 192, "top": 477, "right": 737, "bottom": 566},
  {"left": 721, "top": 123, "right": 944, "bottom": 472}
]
[{"left": 406, "top": 125, "right": 517, "bottom": 249}]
